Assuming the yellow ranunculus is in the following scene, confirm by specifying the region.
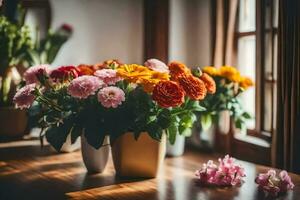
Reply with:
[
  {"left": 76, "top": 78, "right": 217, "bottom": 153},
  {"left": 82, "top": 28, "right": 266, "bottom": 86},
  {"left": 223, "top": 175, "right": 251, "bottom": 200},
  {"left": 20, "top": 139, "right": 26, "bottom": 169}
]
[
  {"left": 202, "top": 66, "right": 220, "bottom": 76},
  {"left": 239, "top": 76, "right": 254, "bottom": 89},
  {"left": 219, "top": 66, "right": 241, "bottom": 82}
]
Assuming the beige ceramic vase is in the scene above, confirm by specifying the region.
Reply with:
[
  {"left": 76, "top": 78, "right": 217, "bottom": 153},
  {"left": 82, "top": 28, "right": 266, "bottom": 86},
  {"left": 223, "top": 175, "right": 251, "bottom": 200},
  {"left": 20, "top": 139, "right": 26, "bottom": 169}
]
[{"left": 111, "top": 132, "right": 166, "bottom": 178}]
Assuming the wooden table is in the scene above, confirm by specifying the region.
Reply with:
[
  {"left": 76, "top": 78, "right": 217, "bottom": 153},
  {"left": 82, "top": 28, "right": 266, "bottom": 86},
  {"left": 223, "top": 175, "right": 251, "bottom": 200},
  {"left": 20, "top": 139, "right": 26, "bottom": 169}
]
[{"left": 0, "top": 141, "right": 299, "bottom": 200}]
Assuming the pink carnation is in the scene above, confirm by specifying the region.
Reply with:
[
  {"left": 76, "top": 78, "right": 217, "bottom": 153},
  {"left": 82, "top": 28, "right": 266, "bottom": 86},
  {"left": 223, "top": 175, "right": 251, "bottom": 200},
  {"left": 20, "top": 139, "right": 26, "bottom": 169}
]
[
  {"left": 195, "top": 155, "right": 246, "bottom": 187},
  {"left": 255, "top": 169, "right": 294, "bottom": 197},
  {"left": 13, "top": 84, "right": 36, "bottom": 109},
  {"left": 97, "top": 86, "right": 125, "bottom": 108},
  {"left": 94, "top": 69, "right": 122, "bottom": 85},
  {"left": 144, "top": 58, "right": 169, "bottom": 73},
  {"left": 67, "top": 75, "right": 104, "bottom": 99},
  {"left": 23, "top": 65, "right": 50, "bottom": 84}
]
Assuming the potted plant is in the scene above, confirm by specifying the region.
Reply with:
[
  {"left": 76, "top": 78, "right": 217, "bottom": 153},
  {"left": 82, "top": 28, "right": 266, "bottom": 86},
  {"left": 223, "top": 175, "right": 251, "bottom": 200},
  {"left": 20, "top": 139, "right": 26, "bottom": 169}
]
[
  {"left": 0, "top": 15, "right": 33, "bottom": 137},
  {"left": 190, "top": 66, "right": 254, "bottom": 149},
  {"left": 111, "top": 60, "right": 210, "bottom": 177},
  {"left": 0, "top": 4, "right": 72, "bottom": 138}
]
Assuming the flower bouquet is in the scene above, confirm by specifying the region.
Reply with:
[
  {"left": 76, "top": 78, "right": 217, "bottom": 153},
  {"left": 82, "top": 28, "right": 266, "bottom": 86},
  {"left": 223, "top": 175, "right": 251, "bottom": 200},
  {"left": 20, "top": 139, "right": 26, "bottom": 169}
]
[
  {"left": 190, "top": 66, "right": 254, "bottom": 149},
  {"left": 199, "top": 66, "right": 254, "bottom": 131},
  {"left": 13, "top": 58, "right": 213, "bottom": 176}
]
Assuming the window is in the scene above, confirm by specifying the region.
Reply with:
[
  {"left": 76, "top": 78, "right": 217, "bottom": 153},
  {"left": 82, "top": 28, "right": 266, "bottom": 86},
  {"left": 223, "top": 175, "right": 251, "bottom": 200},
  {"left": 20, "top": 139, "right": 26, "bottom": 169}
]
[{"left": 236, "top": 0, "right": 278, "bottom": 138}]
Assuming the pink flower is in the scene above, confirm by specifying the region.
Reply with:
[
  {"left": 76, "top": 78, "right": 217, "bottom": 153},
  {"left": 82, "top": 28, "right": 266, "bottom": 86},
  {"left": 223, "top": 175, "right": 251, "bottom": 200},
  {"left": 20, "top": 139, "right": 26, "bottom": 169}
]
[
  {"left": 13, "top": 84, "right": 36, "bottom": 109},
  {"left": 67, "top": 75, "right": 104, "bottom": 99},
  {"left": 144, "top": 58, "right": 169, "bottom": 73},
  {"left": 195, "top": 155, "right": 246, "bottom": 187},
  {"left": 24, "top": 65, "right": 50, "bottom": 84},
  {"left": 97, "top": 86, "right": 125, "bottom": 108},
  {"left": 94, "top": 69, "right": 122, "bottom": 85},
  {"left": 255, "top": 169, "right": 294, "bottom": 197}
]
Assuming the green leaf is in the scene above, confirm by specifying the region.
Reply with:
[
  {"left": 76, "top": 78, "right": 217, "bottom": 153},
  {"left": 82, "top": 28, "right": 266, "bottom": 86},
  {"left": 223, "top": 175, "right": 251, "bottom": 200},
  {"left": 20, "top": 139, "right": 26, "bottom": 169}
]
[
  {"left": 70, "top": 126, "right": 82, "bottom": 144},
  {"left": 200, "top": 114, "right": 212, "bottom": 131},
  {"left": 84, "top": 125, "right": 106, "bottom": 149},
  {"left": 157, "top": 109, "right": 171, "bottom": 129},
  {"left": 180, "top": 127, "right": 192, "bottom": 137},
  {"left": 242, "top": 112, "right": 252, "bottom": 119},
  {"left": 45, "top": 121, "right": 72, "bottom": 152},
  {"left": 167, "top": 121, "right": 179, "bottom": 145}
]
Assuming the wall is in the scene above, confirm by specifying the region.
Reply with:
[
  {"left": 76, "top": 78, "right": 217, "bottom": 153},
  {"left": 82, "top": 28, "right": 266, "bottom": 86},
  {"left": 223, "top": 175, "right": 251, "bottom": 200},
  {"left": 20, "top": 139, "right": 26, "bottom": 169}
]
[
  {"left": 49, "top": 0, "right": 143, "bottom": 66},
  {"left": 169, "top": 0, "right": 212, "bottom": 68}
]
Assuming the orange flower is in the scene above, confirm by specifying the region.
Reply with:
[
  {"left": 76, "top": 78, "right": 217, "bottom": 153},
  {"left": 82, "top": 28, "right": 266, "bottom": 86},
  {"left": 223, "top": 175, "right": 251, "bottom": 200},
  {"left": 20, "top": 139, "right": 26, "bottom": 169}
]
[
  {"left": 199, "top": 73, "right": 216, "bottom": 94},
  {"left": 168, "top": 61, "right": 191, "bottom": 80},
  {"left": 152, "top": 81, "right": 185, "bottom": 108},
  {"left": 177, "top": 73, "right": 207, "bottom": 100},
  {"left": 77, "top": 64, "right": 95, "bottom": 75},
  {"left": 94, "top": 59, "right": 123, "bottom": 70}
]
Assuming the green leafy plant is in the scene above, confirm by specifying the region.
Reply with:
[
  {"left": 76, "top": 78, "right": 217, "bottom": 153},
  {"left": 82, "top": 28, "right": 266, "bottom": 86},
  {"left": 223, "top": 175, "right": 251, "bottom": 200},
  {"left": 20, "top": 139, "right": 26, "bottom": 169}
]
[{"left": 0, "top": 15, "right": 33, "bottom": 106}]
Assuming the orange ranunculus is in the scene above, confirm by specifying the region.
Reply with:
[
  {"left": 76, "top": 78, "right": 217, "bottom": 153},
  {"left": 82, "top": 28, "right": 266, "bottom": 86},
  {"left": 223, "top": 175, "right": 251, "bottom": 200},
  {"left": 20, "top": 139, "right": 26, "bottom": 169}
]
[
  {"left": 199, "top": 73, "right": 216, "bottom": 94},
  {"left": 94, "top": 59, "right": 123, "bottom": 70},
  {"left": 168, "top": 61, "right": 191, "bottom": 80},
  {"left": 77, "top": 64, "right": 95, "bottom": 75},
  {"left": 177, "top": 73, "right": 207, "bottom": 100},
  {"left": 152, "top": 81, "right": 185, "bottom": 108}
]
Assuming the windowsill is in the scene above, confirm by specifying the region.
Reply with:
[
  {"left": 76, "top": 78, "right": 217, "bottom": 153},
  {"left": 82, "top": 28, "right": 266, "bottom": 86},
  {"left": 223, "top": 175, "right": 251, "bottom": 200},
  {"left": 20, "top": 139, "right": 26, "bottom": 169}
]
[{"left": 234, "top": 133, "right": 271, "bottom": 148}]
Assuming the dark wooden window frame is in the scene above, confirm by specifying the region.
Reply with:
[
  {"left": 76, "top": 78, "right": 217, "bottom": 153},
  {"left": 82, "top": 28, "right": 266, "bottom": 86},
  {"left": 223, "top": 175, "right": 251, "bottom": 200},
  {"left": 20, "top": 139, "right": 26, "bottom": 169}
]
[{"left": 234, "top": 0, "right": 277, "bottom": 142}]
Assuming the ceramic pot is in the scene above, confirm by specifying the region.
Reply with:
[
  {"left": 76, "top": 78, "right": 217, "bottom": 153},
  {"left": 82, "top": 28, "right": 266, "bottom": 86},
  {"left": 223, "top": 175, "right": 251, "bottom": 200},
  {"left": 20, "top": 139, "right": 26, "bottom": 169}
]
[
  {"left": 81, "top": 135, "right": 110, "bottom": 173},
  {"left": 111, "top": 132, "right": 166, "bottom": 178},
  {"left": 60, "top": 134, "right": 81, "bottom": 153},
  {"left": 166, "top": 134, "right": 185, "bottom": 157},
  {"left": 0, "top": 107, "right": 27, "bottom": 136}
]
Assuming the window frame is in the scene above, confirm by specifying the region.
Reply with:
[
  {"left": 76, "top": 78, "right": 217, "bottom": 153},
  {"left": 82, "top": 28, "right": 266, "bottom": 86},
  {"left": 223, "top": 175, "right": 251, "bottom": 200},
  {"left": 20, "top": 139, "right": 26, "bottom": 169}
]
[{"left": 234, "top": 0, "right": 277, "bottom": 142}]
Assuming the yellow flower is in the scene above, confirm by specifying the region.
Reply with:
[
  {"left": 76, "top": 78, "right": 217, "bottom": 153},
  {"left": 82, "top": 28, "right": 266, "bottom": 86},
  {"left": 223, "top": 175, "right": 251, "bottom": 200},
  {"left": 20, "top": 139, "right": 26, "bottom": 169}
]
[
  {"left": 117, "top": 64, "right": 152, "bottom": 83},
  {"left": 139, "top": 71, "right": 170, "bottom": 92},
  {"left": 219, "top": 66, "right": 241, "bottom": 82},
  {"left": 117, "top": 64, "right": 169, "bottom": 92},
  {"left": 239, "top": 76, "right": 254, "bottom": 89},
  {"left": 202, "top": 66, "right": 220, "bottom": 76}
]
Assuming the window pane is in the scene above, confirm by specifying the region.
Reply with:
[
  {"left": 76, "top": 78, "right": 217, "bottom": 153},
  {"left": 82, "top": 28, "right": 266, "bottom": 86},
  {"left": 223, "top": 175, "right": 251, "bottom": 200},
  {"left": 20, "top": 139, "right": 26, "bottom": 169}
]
[
  {"left": 273, "top": 0, "right": 279, "bottom": 28},
  {"left": 238, "top": 0, "right": 256, "bottom": 32},
  {"left": 237, "top": 36, "right": 256, "bottom": 129}
]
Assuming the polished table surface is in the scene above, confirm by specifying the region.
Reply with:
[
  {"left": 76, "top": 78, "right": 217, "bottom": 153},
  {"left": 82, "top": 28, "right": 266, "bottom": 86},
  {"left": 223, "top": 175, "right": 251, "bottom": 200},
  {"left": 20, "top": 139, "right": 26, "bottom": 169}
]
[{"left": 0, "top": 140, "right": 299, "bottom": 200}]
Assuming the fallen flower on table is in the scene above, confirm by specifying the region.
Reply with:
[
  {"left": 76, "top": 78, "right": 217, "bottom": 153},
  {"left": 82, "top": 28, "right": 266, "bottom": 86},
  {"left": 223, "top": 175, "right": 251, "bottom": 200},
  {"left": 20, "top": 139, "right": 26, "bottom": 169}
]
[
  {"left": 255, "top": 169, "right": 294, "bottom": 197},
  {"left": 195, "top": 155, "right": 246, "bottom": 187}
]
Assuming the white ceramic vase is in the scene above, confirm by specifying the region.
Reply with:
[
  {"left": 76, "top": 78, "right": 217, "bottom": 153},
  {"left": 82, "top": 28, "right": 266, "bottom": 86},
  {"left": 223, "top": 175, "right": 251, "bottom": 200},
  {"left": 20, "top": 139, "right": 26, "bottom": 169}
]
[
  {"left": 60, "top": 134, "right": 81, "bottom": 153},
  {"left": 81, "top": 136, "right": 110, "bottom": 173},
  {"left": 166, "top": 134, "right": 185, "bottom": 157}
]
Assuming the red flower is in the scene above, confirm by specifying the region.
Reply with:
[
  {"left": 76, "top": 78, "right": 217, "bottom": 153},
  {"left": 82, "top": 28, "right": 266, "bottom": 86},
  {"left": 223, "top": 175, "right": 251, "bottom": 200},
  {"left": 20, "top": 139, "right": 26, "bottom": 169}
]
[
  {"left": 60, "top": 23, "right": 73, "bottom": 33},
  {"left": 50, "top": 66, "right": 79, "bottom": 82},
  {"left": 152, "top": 81, "right": 185, "bottom": 108}
]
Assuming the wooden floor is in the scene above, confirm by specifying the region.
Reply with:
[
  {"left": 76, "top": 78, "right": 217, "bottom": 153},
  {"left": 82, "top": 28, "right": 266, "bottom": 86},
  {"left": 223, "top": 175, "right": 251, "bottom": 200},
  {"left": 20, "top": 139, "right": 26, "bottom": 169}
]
[{"left": 0, "top": 140, "right": 299, "bottom": 200}]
